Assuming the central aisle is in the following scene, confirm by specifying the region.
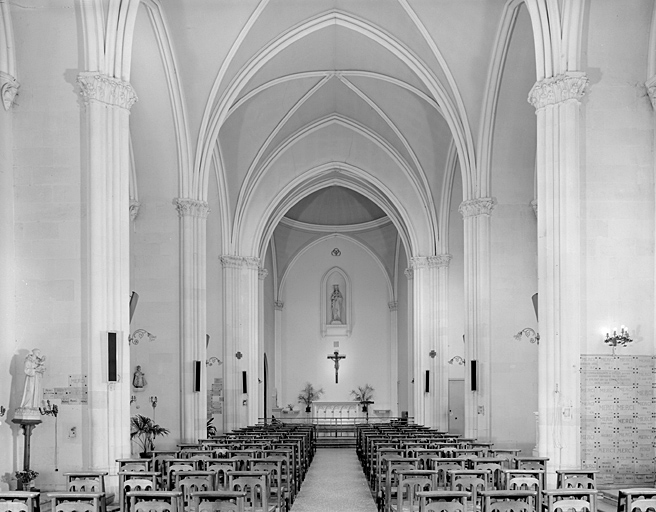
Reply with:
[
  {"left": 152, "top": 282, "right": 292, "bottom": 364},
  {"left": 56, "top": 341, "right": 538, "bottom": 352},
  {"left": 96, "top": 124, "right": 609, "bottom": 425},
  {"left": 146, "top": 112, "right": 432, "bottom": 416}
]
[{"left": 291, "top": 448, "right": 377, "bottom": 511}]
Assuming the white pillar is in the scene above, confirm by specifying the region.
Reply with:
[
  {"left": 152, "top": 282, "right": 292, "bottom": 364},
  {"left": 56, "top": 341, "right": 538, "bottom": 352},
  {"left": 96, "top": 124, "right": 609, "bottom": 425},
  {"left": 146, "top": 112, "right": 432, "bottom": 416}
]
[
  {"left": 258, "top": 267, "right": 268, "bottom": 422},
  {"left": 529, "top": 72, "right": 588, "bottom": 481},
  {"left": 77, "top": 73, "right": 137, "bottom": 476},
  {"left": 459, "top": 197, "right": 496, "bottom": 441},
  {"left": 274, "top": 300, "right": 283, "bottom": 410},
  {"left": 174, "top": 198, "right": 209, "bottom": 442},
  {"left": 408, "top": 257, "right": 446, "bottom": 428},
  {"left": 388, "top": 301, "right": 399, "bottom": 417},
  {"left": 220, "top": 255, "right": 260, "bottom": 431}
]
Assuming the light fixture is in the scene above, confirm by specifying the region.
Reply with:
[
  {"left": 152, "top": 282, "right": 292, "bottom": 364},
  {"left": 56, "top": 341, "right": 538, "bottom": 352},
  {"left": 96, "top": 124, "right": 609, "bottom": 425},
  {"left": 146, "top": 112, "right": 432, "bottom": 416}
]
[
  {"left": 39, "top": 400, "right": 59, "bottom": 417},
  {"left": 128, "top": 329, "right": 156, "bottom": 345},
  {"left": 514, "top": 328, "right": 540, "bottom": 344},
  {"left": 605, "top": 326, "right": 632, "bottom": 350}
]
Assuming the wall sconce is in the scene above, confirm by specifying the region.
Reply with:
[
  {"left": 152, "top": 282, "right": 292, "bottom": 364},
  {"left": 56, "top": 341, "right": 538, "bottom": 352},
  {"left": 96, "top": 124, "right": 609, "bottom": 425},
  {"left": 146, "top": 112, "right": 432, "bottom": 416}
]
[
  {"left": 605, "top": 326, "right": 632, "bottom": 353},
  {"left": 150, "top": 396, "right": 158, "bottom": 408},
  {"left": 235, "top": 352, "right": 243, "bottom": 360},
  {"left": 206, "top": 357, "right": 222, "bottom": 366},
  {"left": 429, "top": 350, "right": 437, "bottom": 358},
  {"left": 130, "top": 395, "right": 136, "bottom": 405},
  {"left": 39, "top": 400, "right": 59, "bottom": 417},
  {"left": 0, "top": 405, "right": 5, "bottom": 417},
  {"left": 514, "top": 328, "right": 540, "bottom": 344},
  {"left": 448, "top": 356, "right": 465, "bottom": 365},
  {"left": 129, "top": 329, "right": 157, "bottom": 345}
]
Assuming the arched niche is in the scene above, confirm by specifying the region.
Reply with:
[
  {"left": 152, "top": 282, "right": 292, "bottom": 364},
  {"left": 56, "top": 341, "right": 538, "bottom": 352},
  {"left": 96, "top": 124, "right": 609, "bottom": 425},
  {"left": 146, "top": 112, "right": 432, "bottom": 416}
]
[{"left": 320, "top": 267, "right": 351, "bottom": 337}]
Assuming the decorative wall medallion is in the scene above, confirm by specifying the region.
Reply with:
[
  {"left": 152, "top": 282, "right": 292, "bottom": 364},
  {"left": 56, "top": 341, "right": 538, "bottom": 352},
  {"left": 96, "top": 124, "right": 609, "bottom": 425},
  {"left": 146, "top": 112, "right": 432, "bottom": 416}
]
[{"left": 331, "top": 248, "right": 341, "bottom": 256}]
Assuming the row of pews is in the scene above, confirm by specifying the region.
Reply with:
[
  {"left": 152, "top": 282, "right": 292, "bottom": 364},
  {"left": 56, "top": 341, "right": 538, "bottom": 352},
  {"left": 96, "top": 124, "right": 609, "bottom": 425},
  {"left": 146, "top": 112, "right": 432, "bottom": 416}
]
[
  {"left": 0, "top": 422, "right": 316, "bottom": 512},
  {"left": 356, "top": 422, "right": 656, "bottom": 512}
]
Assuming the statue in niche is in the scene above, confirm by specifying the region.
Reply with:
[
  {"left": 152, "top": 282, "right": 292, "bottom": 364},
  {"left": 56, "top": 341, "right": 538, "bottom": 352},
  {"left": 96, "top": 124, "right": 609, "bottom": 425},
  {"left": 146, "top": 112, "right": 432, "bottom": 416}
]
[
  {"left": 133, "top": 365, "right": 147, "bottom": 389},
  {"left": 20, "top": 349, "right": 46, "bottom": 409},
  {"left": 330, "top": 284, "right": 344, "bottom": 324}
]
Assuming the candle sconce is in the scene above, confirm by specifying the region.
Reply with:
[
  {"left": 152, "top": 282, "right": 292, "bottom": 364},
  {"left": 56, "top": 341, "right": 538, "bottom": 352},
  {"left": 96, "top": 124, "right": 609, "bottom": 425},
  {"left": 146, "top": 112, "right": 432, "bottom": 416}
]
[
  {"left": 150, "top": 396, "right": 158, "bottom": 408},
  {"left": 604, "top": 326, "right": 632, "bottom": 355},
  {"left": 0, "top": 405, "right": 5, "bottom": 417},
  {"left": 128, "top": 329, "right": 157, "bottom": 345},
  {"left": 514, "top": 327, "right": 540, "bottom": 344},
  {"left": 130, "top": 395, "right": 137, "bottom": 405},
  {"left": 39, "top": 400, "right": 59, "bottom": 417}
]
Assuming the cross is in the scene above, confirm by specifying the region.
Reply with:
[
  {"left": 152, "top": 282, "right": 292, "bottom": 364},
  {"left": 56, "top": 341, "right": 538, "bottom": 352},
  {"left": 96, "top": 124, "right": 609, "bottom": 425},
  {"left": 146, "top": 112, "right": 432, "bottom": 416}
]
[{"left": 327, "top": 350, "right": 346, "bottom": 383}]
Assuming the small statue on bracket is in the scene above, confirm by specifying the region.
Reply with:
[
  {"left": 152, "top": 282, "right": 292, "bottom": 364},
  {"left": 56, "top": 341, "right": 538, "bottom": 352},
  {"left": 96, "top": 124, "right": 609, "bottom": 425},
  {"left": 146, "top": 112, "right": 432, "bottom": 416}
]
[{"left": 132, "top": 365, "right": 147, "bottom": 390}]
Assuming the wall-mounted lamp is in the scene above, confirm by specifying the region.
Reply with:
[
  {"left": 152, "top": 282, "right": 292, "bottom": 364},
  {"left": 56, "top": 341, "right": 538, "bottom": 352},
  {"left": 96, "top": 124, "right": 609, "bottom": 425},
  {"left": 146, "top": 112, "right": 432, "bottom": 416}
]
[
  {"left": 128, "top": 329, "right": 157, "bottom": 345},
  {"left": 206, "top": 357, "right": 222, "bottom": 366},
  {"left": 514, "top": 328, "right": 540, "bottom": 344},
  {"left": 448, "top": 356, "right": 465, "bottom": 366},
  {"left": 130, "top": 395, "right": 136, "bottom": 405},
  {"left": 605, "top": 326, "right": 632, "bottom": 353},
  {"left": 235, "top": 352, "right": 243, "bottom": 360},
  {"left": 39, "top": 400, "right": 59, "bottom": 417},
  {"left": 150, "top": 396, "right": 158, "bottom": 408},
  {"left": 429, "top": 350, "right": 437, "bottom": 358},
  {"left": 0, "top": 405, "right": 5, "bottom": 417}
]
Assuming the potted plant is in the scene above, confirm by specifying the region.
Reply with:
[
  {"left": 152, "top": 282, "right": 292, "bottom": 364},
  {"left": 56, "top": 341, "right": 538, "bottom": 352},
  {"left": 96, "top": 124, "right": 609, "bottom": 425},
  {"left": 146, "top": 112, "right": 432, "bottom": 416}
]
[
  {"left": 130, "top": 414, "right": 170, "bottom": 457},
  {"left": 297, "top": 382, "right": 324, "bottom": 413},
  {"left": 15, "top": 469, "right": 38, "bottom": 490},
  {"left": 350, "top": 383, "right": 375, "bottom": 412}
]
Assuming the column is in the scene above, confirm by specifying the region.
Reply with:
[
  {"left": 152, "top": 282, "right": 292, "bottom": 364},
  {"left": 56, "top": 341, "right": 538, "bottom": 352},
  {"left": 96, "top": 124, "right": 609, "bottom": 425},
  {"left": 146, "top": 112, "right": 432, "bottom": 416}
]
[
  {"left": 77, "top": 73, "right": 137, "bottom": 473},
  {"left": 388, "top": 301, "right": 399, "bottom": 417},
  {"left": 528, "top": 72, "right": 587, "bottom": 479},
  {"left": 409, "top": 256, "right": 445, "bottom": 428},
  {"left": 220, "top": 255, "right": 260, "bottom": 431},
  {"left": 459, "top": 197, "right": 496, "bottom": 440},
  {"left": 274, "top": 300, "right": 283, "bottom": 409},
  {"left": 258, "top": 267, "right": 268, "bottom": 421},
  {"left": 174, "top": 198, "right": 209, "bottom": 442}
]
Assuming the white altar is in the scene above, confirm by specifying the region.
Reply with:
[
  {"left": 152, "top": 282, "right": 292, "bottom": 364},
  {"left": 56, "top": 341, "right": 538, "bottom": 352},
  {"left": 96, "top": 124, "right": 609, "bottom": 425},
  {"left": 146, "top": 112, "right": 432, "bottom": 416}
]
[{"left": 311, "top": 401, "right": 391, "bottom": 423}]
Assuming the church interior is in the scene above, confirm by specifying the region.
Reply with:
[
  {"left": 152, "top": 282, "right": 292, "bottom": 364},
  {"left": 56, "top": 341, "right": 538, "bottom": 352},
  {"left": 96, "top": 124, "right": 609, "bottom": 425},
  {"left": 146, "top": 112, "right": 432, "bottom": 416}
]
[{"left": 1, "top": 0, "right": 655, "bottom": 505}]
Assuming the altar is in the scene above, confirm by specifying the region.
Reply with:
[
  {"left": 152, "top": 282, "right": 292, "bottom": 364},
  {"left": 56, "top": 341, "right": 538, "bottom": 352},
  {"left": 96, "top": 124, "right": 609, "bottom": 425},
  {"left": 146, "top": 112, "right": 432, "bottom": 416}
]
[{"left": 311, "top": 401, "right": 391, "bottom": 424}]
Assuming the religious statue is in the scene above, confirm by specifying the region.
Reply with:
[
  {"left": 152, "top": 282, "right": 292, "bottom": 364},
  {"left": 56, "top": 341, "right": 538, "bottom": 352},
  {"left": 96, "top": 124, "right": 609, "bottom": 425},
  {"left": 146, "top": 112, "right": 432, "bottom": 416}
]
[
  {"left": 19, "top": 349, "right": 46, "bottom": 410},
  {"left": 133, "top": 365, "right": 147, "bottom": 389},
  {"left": 330, "top": 284, "right": 344, "bottom": 324}
]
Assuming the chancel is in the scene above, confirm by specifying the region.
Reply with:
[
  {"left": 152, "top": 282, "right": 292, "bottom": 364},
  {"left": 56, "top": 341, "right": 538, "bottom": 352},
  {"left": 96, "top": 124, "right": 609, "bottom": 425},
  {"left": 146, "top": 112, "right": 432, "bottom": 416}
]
[{"left": 1, "top": 1, "right": 656, "bottom": 508}]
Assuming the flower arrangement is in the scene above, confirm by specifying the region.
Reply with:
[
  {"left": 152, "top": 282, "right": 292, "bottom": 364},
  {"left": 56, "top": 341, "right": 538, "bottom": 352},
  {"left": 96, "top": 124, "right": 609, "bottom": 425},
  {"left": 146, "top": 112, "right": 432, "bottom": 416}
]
[
  {"left": 130, "top": 414, "right": 170, "bottom": 455},
  {"left": 350, "top": 383, "right": 375, "bottom": 411},
  {"left": 15, "top": 469, "right": 38, "bottom": 489},
  {"left": 297, "top": 383, "right": 324, "bottom": 412}
]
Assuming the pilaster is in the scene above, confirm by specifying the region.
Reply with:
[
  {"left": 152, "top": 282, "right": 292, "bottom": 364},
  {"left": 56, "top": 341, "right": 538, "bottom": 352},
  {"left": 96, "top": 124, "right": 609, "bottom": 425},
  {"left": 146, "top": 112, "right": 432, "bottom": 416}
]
[
  {"left": 528, "top": 71, "right": 588, "bottom": 481},
  {"left": 459, "top": 197, "right": 496, "bottom": 440},
  {"left": 258, "top": 267, "right": 268, "bottom": 420},
  {"left": 77, "top": 72, "right": 137, "bottom": 474},
  {"left": 274, "top": 300, "right": 284, "bottom": 408},
  {"left": 388, "top": 301, "right": 399, "bottom": 418},
  {"left": 174, "top": 198, "right": 209, "bottom": 441},
  {"left": 220, "top": 255, "right": 260, "bottom": 431}
]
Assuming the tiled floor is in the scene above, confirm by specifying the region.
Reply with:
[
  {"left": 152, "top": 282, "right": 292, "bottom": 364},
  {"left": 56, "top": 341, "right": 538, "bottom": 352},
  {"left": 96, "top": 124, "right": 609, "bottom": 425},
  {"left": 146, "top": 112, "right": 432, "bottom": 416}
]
[{"left": 291, "top": 448, "right": 377, "bottom": 511}]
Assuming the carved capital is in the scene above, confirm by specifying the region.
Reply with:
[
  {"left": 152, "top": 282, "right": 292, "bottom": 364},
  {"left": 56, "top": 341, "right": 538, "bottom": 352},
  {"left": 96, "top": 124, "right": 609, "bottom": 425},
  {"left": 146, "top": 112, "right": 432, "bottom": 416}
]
[
  {"left": 458, "top": 197, "right": 497, "bottom": 219},
  {"left": 528, "top": 72, "right": 588, "bottom": 110},
  {"left": 530, "top": 199, "right": 538, "bottom": 218},
  {"left": 646, "top": 75, "right": 656, "bottom": 110},
  {"left": 410, "top": 255, "right": 452, "bottom": 269},
  {"left": 219, "top": 255, "right": 260, "bottom": 270},
  {"left": 388, "top": 301, "right": 398, "bottom": 311},
  {"left": 404, "top": 268, "right": 413, "bottom": 279},
  {"left": 258, "top": 267, "right": 269, "bottom": 280},
  {"left": 173, "top": 198, "right": 210, "bottom": 219},
  {"left": 274, "top": 300, "right": 284, "bottom": 311},
  {"left": 0, "top": 72, "right": 19, "bottom": 110},
  {"left": 130, "top": 199, "right": 141, "bottom": 222},
  {"left": 77, "top": 72, "right": 138, "bottom": 110}
]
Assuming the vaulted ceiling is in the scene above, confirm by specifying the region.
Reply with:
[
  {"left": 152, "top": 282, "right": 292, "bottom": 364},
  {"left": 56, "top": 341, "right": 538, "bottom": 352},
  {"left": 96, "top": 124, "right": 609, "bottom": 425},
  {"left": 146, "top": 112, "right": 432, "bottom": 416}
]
[{"left": 129, "top": 0, "right": 536, "bottom": 287}]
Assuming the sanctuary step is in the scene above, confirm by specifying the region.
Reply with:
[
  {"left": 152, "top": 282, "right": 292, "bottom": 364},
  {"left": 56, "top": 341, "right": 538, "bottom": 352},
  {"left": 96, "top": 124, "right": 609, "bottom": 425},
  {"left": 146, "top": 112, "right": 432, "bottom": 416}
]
[{"left": 315, "top": 423, "right": 357, "bottom": 448}]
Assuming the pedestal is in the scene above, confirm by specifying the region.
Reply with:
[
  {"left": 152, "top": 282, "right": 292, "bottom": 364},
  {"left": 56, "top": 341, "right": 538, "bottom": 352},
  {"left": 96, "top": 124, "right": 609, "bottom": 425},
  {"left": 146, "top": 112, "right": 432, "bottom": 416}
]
[{"left": 12, "top": 415, "right": 42, "bottom": 489}]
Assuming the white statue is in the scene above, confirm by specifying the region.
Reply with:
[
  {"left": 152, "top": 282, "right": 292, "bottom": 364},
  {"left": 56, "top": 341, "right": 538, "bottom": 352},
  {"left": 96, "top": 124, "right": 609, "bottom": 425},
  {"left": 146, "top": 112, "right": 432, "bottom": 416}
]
[
  {"left": 20, "top": 349, "right": 46, "bottom": 409},
  {"left": 330, "top": 284, "right": 343, "bottom": 324}
]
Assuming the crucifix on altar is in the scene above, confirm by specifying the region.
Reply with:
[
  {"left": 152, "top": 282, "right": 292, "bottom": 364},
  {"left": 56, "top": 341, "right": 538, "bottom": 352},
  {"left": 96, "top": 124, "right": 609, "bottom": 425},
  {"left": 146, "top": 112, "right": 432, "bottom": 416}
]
[{"left": 327, "top": 350, "right": 346, "bottom": 383}]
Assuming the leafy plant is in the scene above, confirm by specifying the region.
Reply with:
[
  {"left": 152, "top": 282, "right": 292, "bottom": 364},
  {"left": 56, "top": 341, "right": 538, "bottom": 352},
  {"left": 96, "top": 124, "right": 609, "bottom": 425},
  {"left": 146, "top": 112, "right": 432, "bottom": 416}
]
[
  {"left": 15, "top": 469, "right": 38, "bottom": 484},
  {"left": 130, "top": 414, "right": 170, "bottom": 454},
  {"left": 350, "top": 383, "right": 375, "bottom": 403},
  {"left": 297, "top": 382, "right": 324, "bottom": 407},
  {"left": 207, "top": 416, "right": 217, "bottom": 437}
]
